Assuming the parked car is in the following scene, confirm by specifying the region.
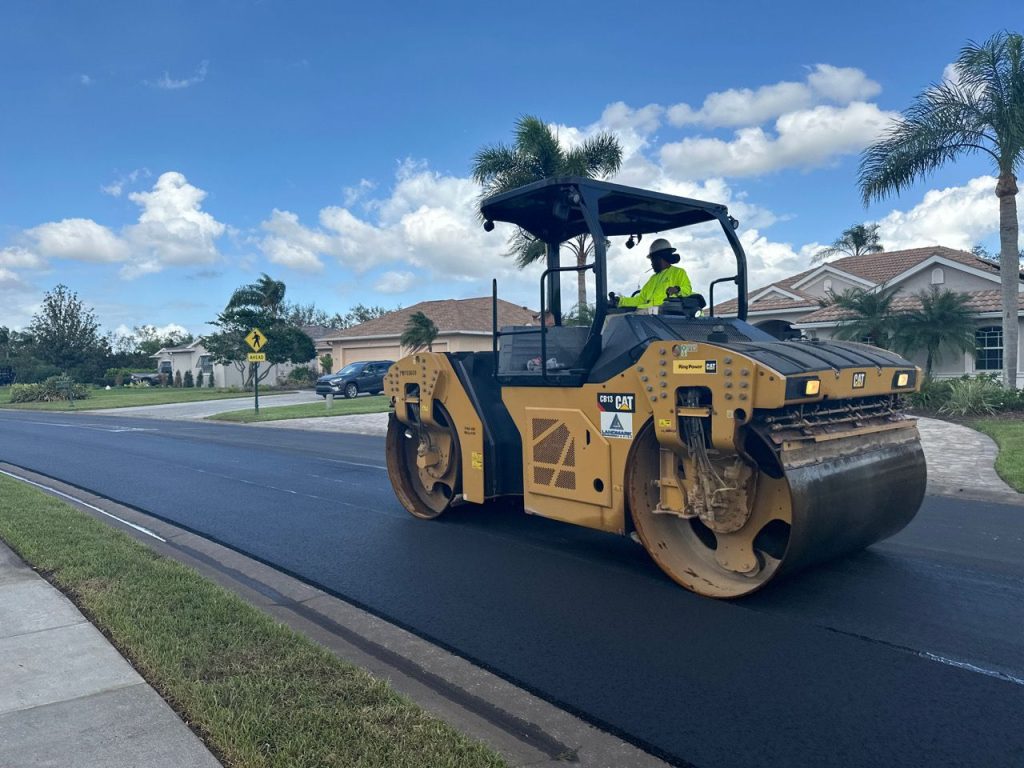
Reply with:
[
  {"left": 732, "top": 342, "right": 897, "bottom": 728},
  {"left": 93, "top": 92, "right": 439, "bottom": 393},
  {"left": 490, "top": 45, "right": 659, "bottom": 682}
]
[
  {"left": 129, "top": 372, "right": 162, "bottom": 386},
  {"left": 315, "top": 360, "right": 394, "bottom": 399}
]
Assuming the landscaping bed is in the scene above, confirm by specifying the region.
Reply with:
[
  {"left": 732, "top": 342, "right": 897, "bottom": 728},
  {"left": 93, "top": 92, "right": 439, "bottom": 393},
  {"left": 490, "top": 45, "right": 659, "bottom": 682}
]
[{"left": 0, "top": 386, "right": 262, "bottom": 411}]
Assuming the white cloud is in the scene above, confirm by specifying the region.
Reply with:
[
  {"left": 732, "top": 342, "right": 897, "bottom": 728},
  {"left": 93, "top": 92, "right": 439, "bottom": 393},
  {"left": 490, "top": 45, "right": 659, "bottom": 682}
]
[
  {"left": 102, "top": 168, "right": 150, "bottom": 197},
  {"left": 15, "top": 172, "right": 225, "bottom": 279},
  {"left": 660, "top": 102, "right": 897, "bottom": 178},
  {"left": 147, "top": 60, "right": 209, "bottom": 90},
  {"left": 0, "top": 247, "right": 45, "bottom": 269},
  {"left": 27, "top": 218, "right": 129, "bottom": 262},
  {"left": 374, "top": 270, "right": 416, "bottom": 294},
  {"left": 806, "top": 64, "right": 881, "bottom": 104},
  {"left": 875, "top": 175, "right": 1003, "bottom": 251},
  {"left": 667, "top": 64, "right": 881, "bottom": 128},
  {"left": 258, "top": 160, "right": 517, "bottom": 286},
  {"left": 78, "top": 74, "right": 94, "bottom": 86}
]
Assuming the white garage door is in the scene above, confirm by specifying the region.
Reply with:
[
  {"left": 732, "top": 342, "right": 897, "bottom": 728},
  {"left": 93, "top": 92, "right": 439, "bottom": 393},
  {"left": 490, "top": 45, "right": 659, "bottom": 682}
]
[{"left": 340, "top": 345, "right": 403, "bottom": 366}]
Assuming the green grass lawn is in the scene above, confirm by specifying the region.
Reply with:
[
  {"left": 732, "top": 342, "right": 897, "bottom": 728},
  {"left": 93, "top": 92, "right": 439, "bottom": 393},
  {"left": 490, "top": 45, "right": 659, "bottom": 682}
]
[
  {"left": 971, "top": 418, "right": 1024, "bottom": 493},
  {"left": 0, "top": 474, "right": 505, "bottom": 768},
  {"left": 209, "top": 395, "right": 390, "bottom": 422},
  {"left": 0, "top": 385, "right": 273, "bottom": 411}
]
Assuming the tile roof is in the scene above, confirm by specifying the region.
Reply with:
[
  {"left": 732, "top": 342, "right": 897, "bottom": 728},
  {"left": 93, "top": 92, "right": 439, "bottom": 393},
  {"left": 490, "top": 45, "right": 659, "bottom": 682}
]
[
  {"left": 796, "top": 289, "right": 1024, "bottom": 324},
  {"left": 713, "top": 246, "right": 1017, "bottom": 315},
  {"left": 301, "top": 324, "right": 337, "bottom": 341},
  {"left": 325, "top": 297, "right": 538, "bottom": 340}
]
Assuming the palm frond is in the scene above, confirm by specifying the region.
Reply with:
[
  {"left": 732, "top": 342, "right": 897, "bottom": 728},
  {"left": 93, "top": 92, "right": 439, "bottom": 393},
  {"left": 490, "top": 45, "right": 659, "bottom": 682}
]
[
  {"left": 514, "top": 115, "right": 564, "bottom": 178},
  {"left": 859, "top": 82, "right": 1002, "bottom": 204},
  {"left": 563, "top": 132, "right": 624, "bottom": 178}
]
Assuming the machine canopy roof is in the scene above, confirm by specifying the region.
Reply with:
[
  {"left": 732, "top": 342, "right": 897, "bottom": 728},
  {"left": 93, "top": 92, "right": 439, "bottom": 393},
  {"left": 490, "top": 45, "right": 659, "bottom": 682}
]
[{"left": 479, "top": 177, "right": 729, "bottom": 244}]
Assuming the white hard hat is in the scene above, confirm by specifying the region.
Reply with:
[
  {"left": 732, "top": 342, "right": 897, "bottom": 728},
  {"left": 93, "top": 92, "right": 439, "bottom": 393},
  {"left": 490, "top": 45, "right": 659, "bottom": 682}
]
[{"left": 647, "top": 238, "right": 680, "bottom": 263}]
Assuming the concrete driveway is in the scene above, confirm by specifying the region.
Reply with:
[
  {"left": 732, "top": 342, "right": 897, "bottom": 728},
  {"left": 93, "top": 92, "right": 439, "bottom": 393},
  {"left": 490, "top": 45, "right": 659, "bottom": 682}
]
[{"left": 87, "top": 391, "right": 319, "bottom": 420}]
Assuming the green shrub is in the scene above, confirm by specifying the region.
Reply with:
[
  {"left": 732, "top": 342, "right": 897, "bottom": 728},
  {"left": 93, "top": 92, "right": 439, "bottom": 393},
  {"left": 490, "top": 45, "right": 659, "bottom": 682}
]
[
  {"left": 938, "top": 376, "right": 1003, "bottom": 417},
  {"left": 196, "top": 370, "right": 204, "bottom": 388},
  {"left": 174, "top": 370, "right": 182, "bottom": 387},
  {"left": 183, "top": 370, "right": 194, "bottom": 388},
  {"left": 207, "top": 372, "right": 215, "bottom": 387},
  {"left": 319, "top": 353, "right": 333, "bottom": 375},
  {"left": 287, "top": 366, "right": 317, "bottom": 385},
  {"left": 907, "top": 377, "right": 953, "bottom": 410},
  {"left": 10, "top": 376, "right": 89, "bottom": 402},
  {"left": 103, "top": 367, "right": 134, "bottom": 387},
  {"left": 9, "top": 383, "right": 43, "bottom": 402}
]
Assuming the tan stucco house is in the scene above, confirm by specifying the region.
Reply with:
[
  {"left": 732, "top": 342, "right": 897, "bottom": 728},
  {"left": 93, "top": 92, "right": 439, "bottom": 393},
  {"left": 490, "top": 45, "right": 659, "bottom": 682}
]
[
  {"left": 324, "top": 297, "right": 538, "bottom": 366},
  {"left": 152, "top": 339, "right": 299, "bottom": 388},
  {"left": 714, "top": 246, "right": 1024, "bottom": 386}
]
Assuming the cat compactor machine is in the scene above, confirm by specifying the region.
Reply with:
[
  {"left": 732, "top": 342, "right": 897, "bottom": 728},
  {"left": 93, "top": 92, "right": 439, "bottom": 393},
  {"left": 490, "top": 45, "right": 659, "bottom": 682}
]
[{"left": 384, "top": 177, "right": 926, "bottom": 598}]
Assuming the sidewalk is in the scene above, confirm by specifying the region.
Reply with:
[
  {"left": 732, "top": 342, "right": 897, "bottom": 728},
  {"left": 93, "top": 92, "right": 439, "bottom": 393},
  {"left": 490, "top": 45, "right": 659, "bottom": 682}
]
[
  {"left": 0, "top": 541, "right": 221, "bottom": 768},
  {"left": 916, "top": 416, "right": 1021, "bottom": 504}
]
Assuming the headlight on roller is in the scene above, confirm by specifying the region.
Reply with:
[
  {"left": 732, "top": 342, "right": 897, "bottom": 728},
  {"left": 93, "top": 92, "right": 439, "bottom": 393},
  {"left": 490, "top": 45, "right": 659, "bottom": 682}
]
[
  {"left": 892, "top": 370, "right": 916, "bottom": 389},
  {"left": 785, "top": 376, "right": 822, "bottom": 400}
]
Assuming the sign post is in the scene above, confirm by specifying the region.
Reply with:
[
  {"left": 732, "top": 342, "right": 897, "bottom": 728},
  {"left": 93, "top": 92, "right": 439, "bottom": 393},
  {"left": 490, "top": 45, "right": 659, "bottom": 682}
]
[{"left": 245, "top": 328, "right": 267, "bottom": 414}]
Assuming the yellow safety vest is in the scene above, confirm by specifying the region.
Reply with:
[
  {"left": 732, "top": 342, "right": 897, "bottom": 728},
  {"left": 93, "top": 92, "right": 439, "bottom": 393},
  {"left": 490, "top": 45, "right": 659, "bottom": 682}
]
[{"left": 617, "top": 266, "right": 692, "bottom": 309}]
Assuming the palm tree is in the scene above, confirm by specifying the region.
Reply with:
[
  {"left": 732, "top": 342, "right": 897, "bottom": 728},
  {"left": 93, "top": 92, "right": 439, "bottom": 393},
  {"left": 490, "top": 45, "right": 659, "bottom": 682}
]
[
  {"left": 894, "top": 287, "right": 976, "bottom": 378},
  {"left": 472, "top": 115, "right": 623, "bottom": 310},
  {"left": 859, "top": 31, "right": 1024, "bottom": 388},
  {"left": 812, "top": 223, "right": 884, "bottom": 263},
  {"left": 822, "top": 284, "right": 901, "bottom": 348},
  {"left": 400, "top": 311, "right": 438, "bottom": 352},
  {"left": 226, "top": 273, "right": 287, "bottom": 318}
]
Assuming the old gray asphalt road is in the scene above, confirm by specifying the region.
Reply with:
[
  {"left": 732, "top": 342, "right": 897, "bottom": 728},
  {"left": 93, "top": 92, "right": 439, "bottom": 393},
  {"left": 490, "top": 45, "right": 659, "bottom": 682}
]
[{"left": 1, "top": 409, "right": 1021, "bottom": 768}]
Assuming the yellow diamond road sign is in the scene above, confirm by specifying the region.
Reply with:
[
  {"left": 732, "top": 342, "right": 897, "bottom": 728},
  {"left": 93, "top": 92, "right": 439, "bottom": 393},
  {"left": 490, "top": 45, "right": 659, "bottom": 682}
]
[
  {"left": 247, "top": 353, "right": 266, "bottom": 362},
  {"left": 245, "top": 328, "right": 266, "bottom": 352}
]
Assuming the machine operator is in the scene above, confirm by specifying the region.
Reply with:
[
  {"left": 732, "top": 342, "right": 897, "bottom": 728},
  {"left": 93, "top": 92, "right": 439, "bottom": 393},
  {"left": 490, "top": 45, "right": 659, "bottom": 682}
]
[{"left": 609, "top": 238, "right": 692, "bottom": 309}]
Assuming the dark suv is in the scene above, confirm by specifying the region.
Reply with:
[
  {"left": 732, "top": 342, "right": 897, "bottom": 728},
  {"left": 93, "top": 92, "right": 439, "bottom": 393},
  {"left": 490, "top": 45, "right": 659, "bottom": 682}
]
[{"left": 315, "top": 360, "right": 394, "bottom": 399}]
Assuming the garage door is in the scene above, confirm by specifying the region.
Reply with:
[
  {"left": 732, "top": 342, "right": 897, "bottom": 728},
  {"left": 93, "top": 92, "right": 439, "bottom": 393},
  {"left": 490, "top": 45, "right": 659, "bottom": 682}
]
[{"left": 340, "top": 345, "right": 403, "bottom": 366}]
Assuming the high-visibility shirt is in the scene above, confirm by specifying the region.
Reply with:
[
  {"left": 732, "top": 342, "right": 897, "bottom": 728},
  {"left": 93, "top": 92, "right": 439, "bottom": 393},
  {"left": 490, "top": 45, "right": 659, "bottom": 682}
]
[{"left": 617, "top": 265, "right": 692, "bottom": 308}]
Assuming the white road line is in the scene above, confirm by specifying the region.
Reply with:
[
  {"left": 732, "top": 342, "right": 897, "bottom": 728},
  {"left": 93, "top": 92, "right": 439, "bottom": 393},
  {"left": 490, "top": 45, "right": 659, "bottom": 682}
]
[
  {"left": 323, "top": 457, "right": 387, "bottom": 471},
  {"left": 0, "top": 468, "right": 166, "bottom": 542},
  {"left": 17, "top": 420, "right": 156, "bottom": 433},
  {"left": 920, "top": 652, "right": 1024, "bottom": 687}
]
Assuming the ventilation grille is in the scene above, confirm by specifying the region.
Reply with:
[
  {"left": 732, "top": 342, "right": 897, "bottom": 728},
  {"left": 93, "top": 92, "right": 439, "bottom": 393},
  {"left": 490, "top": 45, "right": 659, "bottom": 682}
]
[{"left": 531, "top": 418, "right": 576, "bottom": 491}]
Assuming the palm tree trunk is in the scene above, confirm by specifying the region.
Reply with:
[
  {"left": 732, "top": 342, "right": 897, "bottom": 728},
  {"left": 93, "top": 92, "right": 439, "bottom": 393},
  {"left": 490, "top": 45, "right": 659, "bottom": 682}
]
[
  {"left": 997, "top": 173, "right": 1019, "bottom": 389},
  {"left": 925, "top": 348, "right": 934, "bottom": 379}
]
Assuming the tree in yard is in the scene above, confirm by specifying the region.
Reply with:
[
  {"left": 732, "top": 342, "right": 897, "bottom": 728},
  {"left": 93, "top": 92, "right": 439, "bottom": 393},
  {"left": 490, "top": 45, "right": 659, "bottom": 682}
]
[
  {"left": 472, "top": 115, "right": 623, "bottom": 310},
  {"left": 812, "top": 223, "right": 884, "bottom": 263},
  {"left": 894, "top": 287, "right": 976, "bottom": 378},
  {"left": 822, "top": 284, "right": 902, "bottom": 349},
  {"left": 28, "top": 284, "right": 109, "bottom": 380},
  {"left": 196, "top": 370, "right": 204, "bottom": 388},
  {"left": 400, "top": 312, "right": 438, "bottom": 352},
  {"left": 859, "top": 31, "right": 1024, "bottom": 388},
  {"left": 204, "top": 275, "right": 316, "bottom": 389},
  {"left": 319, "top": 353, "right": 333, "bottom": 374},
  {"left": 174, "top": 370, "right": 182, "bottom": 387},
  {"left": 183, "top": 370, "right": 194, "bottom": 388}
]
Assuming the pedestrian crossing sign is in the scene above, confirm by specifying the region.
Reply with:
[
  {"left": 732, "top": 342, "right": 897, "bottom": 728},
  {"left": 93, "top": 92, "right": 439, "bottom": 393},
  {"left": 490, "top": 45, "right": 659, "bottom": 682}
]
[{"left": 245, "top": 328, "right": 266, "bottom": 352}]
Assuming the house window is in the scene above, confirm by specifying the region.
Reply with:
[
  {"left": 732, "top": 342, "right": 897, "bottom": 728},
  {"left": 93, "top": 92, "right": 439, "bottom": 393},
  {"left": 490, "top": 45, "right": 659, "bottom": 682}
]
[
  {"left": 198, "top": 355, "right": 213, "bottom": 374},
  {"left": 931, "top": 267, "right": 944, "bottom": 285},
  {"left": 975, "top": 326, "right": 1002, "bottom": 371},
  {"left": 823, "top": 278, "right": 833, "bottom": 292}
]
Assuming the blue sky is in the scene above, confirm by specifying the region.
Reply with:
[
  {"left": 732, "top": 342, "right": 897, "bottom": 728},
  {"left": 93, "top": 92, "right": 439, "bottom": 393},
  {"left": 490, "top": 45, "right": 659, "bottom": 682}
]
[{"left": 0, "top": 0, "right": 1016, "bottom": 337}]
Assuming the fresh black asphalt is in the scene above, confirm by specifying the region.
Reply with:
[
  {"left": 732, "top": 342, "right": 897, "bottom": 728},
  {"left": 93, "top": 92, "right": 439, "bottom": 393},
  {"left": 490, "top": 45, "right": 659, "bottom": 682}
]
[{"left": 1, "top": 410, "right": 1021, "bottom": 768}]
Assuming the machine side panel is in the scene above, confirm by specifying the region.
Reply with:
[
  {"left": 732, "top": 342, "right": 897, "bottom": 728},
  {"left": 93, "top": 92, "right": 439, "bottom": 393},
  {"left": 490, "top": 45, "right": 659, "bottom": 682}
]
[
  {"left": 448, "top": 352, "right": 524, "bottom": 498},
  {"left": 386, "top": 353, "right": 487, "bottom": 503}
]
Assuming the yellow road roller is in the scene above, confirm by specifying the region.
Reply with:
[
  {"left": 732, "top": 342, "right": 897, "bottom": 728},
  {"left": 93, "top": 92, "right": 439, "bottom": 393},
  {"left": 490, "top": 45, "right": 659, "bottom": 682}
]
[{"left": 384, "top": 177, "right": 926, "bottom": 598}]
